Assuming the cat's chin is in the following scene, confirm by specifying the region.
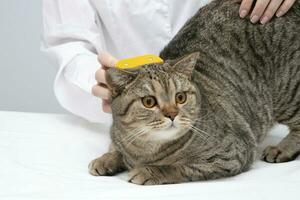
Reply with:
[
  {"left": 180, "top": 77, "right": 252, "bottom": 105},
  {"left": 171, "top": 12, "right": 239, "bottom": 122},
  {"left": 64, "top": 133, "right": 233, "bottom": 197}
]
[{"left": 146, "top": 126, "right": 185, "bottom": 142}]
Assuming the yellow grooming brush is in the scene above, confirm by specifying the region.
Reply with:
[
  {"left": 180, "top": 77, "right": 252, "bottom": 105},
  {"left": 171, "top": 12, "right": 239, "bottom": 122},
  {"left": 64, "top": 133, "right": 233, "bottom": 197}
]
[{"left": 116, "top": 54, "right": 164, "bottom": 69}]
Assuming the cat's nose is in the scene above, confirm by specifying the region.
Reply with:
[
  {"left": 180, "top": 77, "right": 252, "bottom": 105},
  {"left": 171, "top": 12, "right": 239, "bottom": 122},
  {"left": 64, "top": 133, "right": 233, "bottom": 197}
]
[
  {"left": 165, "top": 112, "right": 178, "bottom": 121},
  {"left": 162, "top": 105, "right": 178, "bottom": 121}
]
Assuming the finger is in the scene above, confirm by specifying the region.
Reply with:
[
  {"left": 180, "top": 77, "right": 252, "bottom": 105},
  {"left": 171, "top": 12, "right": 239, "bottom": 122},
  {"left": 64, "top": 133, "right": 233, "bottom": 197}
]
[
  {"left": 250, "top": 0, "right": 271, "bottom": 23},
  {"left": 260, "top": 0, "right": 284, "bottom": 24},
  {"left": 276, "top": 0, "right": 296, "bottom": 17},
  {"left": 95, "top": 68, "right": 107, "bottom": 84},
  {"left": 239, "top": 0, "right": 254, "bottom": 18},
  {"left": 102, "top": 100, "right": 112, "bottom": 113},
  {"left": 91, "top": 85, "right": 111, "bottom": 100},
  {"left": 98, "top": 52, "right": 118, "bottom": 68}
]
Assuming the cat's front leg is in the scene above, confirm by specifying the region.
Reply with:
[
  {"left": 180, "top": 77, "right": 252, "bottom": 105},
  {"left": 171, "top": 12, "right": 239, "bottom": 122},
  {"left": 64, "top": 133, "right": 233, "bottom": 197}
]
[
  {"left": 127, "top": 165, "right": 205, "bottom": 185},
  {"left": 128, "top": 160, "right": 247, "bottom": 185},
  {"left": 89, "top": 145, "right": 126, "bottom": 176},
  {"left": 128, "top": 165, "right": 213, "bottom": 185},
  {"left": 128, "top": 165, "right": 191, "bottom": 185}
]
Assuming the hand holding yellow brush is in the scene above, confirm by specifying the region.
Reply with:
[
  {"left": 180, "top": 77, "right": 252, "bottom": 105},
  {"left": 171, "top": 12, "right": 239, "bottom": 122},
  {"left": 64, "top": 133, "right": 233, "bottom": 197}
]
[{"left": 93, "top": 52, "right": 164, "bottom": 113}]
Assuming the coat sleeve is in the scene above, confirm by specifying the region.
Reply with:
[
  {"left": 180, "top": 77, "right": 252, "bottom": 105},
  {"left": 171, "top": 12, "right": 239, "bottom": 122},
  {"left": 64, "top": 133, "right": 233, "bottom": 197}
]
[{"left": 41, "top": 0, "right": 112, "bottom": 123}]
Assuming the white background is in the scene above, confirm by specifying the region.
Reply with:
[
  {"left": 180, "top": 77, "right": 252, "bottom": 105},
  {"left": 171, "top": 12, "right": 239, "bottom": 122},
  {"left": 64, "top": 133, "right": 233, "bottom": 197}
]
[{"left": 0, "top": 0, "right": 64, "bottom": 113}]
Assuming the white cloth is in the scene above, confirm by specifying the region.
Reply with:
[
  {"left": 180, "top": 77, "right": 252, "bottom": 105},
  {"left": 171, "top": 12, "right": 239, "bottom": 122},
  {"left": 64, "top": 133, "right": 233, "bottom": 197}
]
[
  {"left": 1, "top": 111, "right": 299, "bottom": 200},
  {"left": 41, "top": 0, "right": 213, "bottom": 123}
]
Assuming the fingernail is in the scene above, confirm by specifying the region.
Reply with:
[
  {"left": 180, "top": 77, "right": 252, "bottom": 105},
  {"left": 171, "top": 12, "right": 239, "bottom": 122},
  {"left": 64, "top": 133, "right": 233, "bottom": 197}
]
[
  {"left": 276, "top": 11, "right": 283, "bottom": 17},
  {"left": 260, "top": 16, "right": 269, "bottom": 24},
  {"left": 250, "top": 15, "right": 259, "bottom": 24},
  {"left": 240, "top": 10, "right": 247, "bottom": 18}
]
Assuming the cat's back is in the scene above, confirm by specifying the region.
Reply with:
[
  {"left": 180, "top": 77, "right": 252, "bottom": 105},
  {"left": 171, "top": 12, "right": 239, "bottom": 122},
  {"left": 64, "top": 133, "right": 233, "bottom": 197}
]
[
  {"left": 160, "top": 0, "right": 300, "bottom": 60},
  {"left": 161, "top": 0, "right": 300, "bottom": 94}
]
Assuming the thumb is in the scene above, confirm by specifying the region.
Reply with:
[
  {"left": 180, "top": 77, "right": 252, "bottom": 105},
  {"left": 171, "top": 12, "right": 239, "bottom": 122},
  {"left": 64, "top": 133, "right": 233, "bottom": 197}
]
[
  {"left": 98, "top": 52, "right": 118, "bottom": 68},
  {"left": 102, "top": 100, "right": 112, "bottom": 113}
]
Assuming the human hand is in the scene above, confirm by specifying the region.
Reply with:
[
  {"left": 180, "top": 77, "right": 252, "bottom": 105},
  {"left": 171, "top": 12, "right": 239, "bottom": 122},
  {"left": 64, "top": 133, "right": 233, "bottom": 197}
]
[
  {"left": 239, "top": 0, "right": 296, "bottom": 24},
  {"left": 92, "top": 52, "right": 118, "bottom": 113}
]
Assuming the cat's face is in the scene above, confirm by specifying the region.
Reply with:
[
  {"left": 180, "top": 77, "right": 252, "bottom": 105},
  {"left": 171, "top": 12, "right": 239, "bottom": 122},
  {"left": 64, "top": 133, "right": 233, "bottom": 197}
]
[{"left": 106, "top": 53, "right": 200, "bottom": 144}]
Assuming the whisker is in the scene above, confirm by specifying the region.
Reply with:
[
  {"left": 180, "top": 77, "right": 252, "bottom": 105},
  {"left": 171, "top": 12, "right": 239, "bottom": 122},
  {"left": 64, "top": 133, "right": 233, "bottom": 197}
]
[
  {"left": 190, "top": 125, "right": 210, "bottom": 137},
  {"left": 188, "top": 126, "right": 209, "bottom": 140},
  {"left": 126, "top": 130, "right": 147, "bottom": 145},
  {"left": 181, "top": 118, "right": 212, "bottom": 140},
  {"left": 118, "top": 127, "right": 144, "bottom": 145}
]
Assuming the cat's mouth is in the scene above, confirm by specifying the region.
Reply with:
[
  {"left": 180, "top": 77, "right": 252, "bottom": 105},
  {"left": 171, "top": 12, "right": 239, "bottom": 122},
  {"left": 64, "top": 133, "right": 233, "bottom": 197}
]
[
  {"left": 165, "top": 122, "right": 175, "bottom": 129},
  {"left": 159, "top": 118, "right": 183, "bottom": 132},
  {"left": 145, "top": 120, "right": 183, "bottom": 141},
  {"left": 164, "top": 124, "right": 177, "bottom": 131}
]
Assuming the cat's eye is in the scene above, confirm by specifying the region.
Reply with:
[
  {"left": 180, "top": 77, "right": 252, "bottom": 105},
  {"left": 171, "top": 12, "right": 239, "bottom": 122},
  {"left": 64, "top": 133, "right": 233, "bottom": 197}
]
[
  {"left": 175, "top": 92, "right": 187, "bottom": 104},
  {"left": 142, "top": 96, "right": 157, "bottom": 108}
]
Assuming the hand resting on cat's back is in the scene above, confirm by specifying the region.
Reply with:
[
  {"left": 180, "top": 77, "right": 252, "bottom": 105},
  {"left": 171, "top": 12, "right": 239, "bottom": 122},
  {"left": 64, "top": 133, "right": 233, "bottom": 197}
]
[{"left": 89, "top": 0, "right": 300, "bottom": 185}]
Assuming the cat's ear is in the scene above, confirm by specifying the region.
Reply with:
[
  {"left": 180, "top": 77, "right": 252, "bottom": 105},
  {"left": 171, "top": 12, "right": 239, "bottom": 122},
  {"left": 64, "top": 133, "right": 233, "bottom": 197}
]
[
  {"left": 172, "top": 52, "right": 199, "bottom": 78},
  {"left": 106, "top": 68, "right": 139, "bottom": 97}
]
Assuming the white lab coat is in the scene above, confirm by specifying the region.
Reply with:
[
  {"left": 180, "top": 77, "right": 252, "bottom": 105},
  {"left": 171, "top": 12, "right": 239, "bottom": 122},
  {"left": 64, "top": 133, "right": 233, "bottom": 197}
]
[{"left": 41, "top": 0, "right": 212, "bottom": 123}]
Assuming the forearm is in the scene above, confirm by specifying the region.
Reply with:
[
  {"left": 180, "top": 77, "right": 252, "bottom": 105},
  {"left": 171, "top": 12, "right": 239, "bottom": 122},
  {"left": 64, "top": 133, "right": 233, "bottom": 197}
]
[
  {"left": 64, "top": 53, "right": 100, "bottom": 94},
  {"left": 128, "top": 159, "right": 247, "bottom": 185}
]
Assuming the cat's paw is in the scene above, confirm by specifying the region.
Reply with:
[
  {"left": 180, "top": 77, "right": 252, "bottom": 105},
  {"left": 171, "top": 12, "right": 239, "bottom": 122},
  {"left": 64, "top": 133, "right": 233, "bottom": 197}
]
[
  {"left": 262, "top": 146, "right": 295, "bottom": 163},
  {"left": 128, "top": 167, "right": 162, "bottom": 185},
  {"left": 88, "top": 153, "right": 124, "bottom": 176}
]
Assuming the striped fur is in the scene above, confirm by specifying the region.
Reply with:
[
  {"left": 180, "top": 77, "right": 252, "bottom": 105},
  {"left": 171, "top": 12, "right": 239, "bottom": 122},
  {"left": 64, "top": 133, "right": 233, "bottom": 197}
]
[{"left": 89, "top": 0, "right": 300, "bottom": 185}]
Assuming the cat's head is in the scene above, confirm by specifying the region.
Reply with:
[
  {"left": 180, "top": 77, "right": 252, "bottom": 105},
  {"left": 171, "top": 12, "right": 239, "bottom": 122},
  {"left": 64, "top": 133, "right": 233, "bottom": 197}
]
[{"left": 106, "top": 52, "right": 200, "bottom": 144}]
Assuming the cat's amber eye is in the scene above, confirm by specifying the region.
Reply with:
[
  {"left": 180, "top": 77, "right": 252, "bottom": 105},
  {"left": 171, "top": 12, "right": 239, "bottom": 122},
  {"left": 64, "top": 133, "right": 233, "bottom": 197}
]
[
  {"left": 142, "top": 96, "right": 157, "bottom": 108},
  {"left": 175, "top": 92, "right": 187, "bottom": 104}
]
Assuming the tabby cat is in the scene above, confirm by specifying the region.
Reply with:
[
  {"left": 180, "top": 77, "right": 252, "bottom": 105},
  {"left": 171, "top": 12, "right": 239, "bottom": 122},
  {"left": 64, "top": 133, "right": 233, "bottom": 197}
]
[{"left": 89, "top": 0, "right": 300, "bottom": 185}]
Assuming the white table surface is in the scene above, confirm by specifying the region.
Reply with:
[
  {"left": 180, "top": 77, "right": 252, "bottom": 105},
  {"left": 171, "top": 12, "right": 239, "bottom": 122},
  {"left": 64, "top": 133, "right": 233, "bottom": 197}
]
[{"left": 0, "top": 111, "right": 299, "bottom": 200}]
